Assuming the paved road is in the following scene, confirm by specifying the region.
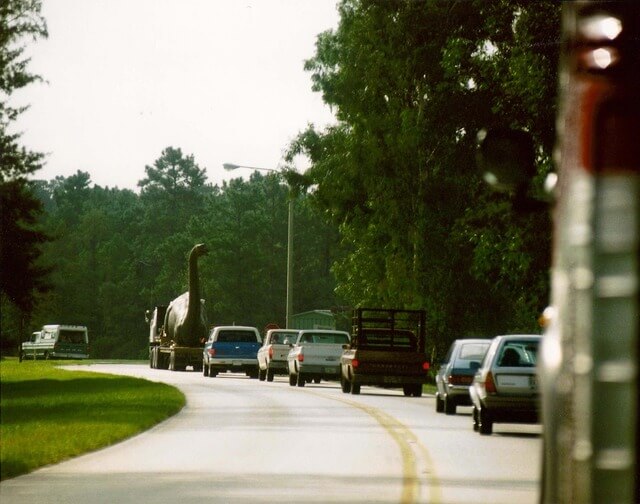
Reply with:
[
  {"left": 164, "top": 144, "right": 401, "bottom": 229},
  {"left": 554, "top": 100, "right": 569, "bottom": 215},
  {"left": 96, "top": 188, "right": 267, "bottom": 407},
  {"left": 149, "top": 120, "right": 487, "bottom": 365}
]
[{"left": 0, "top": 364, "right": 541, "bottom": 503}]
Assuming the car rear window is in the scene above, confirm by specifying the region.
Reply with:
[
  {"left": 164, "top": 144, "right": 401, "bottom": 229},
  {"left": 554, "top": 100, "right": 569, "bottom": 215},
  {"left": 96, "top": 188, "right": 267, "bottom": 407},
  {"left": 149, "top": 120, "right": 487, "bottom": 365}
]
[
  {"left": 497, "top": 341, "right": 539, "bottom": 367},
  {"left": 217, "top": 331, "right": 258, "bottom": 343},
  {"left": 298, "top": 333, "right": 349, "bottom": 344},
  {"left": 270, "top": 332, "right": 298, "bottom": 344},
  {"left": 457, "top": 343, "right": 490, "bottom": 361}
]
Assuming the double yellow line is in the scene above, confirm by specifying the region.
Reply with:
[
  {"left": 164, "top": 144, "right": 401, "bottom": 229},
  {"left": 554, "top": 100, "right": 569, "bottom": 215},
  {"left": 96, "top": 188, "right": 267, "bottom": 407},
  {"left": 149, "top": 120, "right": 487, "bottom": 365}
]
[{"left": 307, "top": 389, "right": 442, "bottom": 504}]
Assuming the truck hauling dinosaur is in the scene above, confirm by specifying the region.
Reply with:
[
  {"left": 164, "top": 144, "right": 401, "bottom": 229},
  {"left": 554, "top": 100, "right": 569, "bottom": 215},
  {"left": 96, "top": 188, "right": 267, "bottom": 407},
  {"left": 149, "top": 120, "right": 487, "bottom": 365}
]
[{"left": 147, "top": 243, "right": 209, "bottom": 371}]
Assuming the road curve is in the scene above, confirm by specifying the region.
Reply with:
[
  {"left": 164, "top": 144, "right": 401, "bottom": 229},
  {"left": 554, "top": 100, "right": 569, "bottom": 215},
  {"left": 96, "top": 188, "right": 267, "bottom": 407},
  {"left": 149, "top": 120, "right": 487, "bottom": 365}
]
[{"left": 0, "top": 364, "right": 540, "bottom": 503}]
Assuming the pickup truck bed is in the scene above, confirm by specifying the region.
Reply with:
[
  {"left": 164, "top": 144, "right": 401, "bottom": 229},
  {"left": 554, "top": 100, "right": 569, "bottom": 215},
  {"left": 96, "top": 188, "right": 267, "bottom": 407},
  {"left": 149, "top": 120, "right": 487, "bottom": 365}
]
[
  {"left": 287, "top": 330, "right": 350, "bottom": 387},
  {"left": 340, "top": 308, "right": 429, "bottom": 396}
]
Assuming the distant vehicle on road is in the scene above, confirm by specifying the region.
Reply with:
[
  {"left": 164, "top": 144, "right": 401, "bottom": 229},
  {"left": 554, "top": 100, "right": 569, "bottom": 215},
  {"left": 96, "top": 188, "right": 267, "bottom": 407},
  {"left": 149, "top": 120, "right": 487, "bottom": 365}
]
[
  {"left": 287, "top": 329, "right": 350, "bottom": 387},
  {"left": 203, "top": 326, "right": 261, "bottom": 378},
  {"left": 469, "top": 335, "right": 541, "bottom": 435},
  {"left": 20, "top": 325, "right": 89, "bottom": 360},
  {"left": 435, "top": 338, "right": 491, "bottom": 415},
  {"left": 257, "top": 328, "right": 299, "bottom": 381},
  {"left": 340, "top": 308, "right": 430, "bottom": 397}
]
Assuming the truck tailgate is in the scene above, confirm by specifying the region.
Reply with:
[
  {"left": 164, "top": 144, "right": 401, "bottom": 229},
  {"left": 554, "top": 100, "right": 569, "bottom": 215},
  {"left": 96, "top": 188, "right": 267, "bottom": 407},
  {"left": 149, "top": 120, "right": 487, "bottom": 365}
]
[
  {"left": 298, "top": 344, "right": 344, "bottom": 365},
  {"left": 270, "top": 344, "right": 291, "bottom": 361},
  {"left": 350, "top": 349, "right": 428, "bottom": 376},
  {"left": 211, "top": 342, "right": 261, "bottom": 359}
]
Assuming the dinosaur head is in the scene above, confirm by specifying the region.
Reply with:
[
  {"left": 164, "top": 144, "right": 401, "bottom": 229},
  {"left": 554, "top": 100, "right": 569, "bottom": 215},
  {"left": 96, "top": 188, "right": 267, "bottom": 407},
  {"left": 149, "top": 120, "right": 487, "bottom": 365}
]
[{"left": 192, "top": 243, "right": 208, "bottom": 257}]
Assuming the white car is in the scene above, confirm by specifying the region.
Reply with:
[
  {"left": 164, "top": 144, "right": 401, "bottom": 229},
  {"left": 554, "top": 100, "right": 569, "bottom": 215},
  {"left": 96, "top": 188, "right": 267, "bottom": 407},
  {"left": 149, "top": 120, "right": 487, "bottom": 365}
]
[
  {"left": 469, "top": 334, "right": 541, "bottom": 435},
  {"left": 287, "top": 329, "right": 350, "bottom": 387},
  {"left": 257, "top": 329, "right": 299, "bottom": 381}
]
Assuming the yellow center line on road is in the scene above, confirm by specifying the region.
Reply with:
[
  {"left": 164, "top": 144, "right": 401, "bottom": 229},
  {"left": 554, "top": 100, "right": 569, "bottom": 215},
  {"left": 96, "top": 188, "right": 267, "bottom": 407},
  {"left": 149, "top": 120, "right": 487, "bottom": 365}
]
[{"left": 305, "top": 389, "right": 442, "bottom": 504}]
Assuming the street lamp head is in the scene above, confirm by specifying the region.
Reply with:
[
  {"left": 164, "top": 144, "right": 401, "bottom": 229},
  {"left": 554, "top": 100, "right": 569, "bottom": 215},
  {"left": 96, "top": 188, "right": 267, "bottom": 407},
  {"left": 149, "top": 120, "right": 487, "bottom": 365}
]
[{"left": 222, "top": 162, "right": 279, "bottom": 173}]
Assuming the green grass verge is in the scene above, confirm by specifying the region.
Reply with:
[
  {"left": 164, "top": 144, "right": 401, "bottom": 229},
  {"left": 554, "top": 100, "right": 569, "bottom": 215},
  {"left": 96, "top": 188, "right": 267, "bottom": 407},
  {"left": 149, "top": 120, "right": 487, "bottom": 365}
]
[
  {"left": 422, "top": 383, "right": 436, "bottom": 395},
  {"left": 0, "top": 358, "right": 185, "bottom": 481}
]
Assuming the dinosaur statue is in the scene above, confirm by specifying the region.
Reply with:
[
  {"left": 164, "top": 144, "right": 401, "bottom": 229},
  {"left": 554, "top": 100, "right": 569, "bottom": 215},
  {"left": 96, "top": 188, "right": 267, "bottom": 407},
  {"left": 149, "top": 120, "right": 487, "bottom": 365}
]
[{"left": 163, "top": 243, "right": 209, "bottom": 347}]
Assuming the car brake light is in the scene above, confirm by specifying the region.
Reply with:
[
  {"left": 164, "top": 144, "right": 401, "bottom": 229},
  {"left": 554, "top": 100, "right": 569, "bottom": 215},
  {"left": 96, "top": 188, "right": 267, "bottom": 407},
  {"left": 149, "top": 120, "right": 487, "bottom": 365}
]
[
  {"left": 268, "top": 347, "right": 273, "bottom": 359},
  {"left": 207, "top": 348, "right": 216, "bottom": 357},
  {"left": 485, "top": 371, "right": 497, "bottom": 394},
  {"left": 422, "top": 361, "right": 430, "bottom": 371},
  {"left": 352, "top": 359, "right": 360, "bottom": 368},
  {"left": 297, "top": 353, "right": 304, "bottom": 362}
]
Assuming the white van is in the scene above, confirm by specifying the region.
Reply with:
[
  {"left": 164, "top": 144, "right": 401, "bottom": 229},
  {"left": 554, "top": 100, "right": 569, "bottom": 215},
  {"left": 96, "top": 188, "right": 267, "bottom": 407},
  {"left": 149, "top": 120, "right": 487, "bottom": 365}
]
[{"left": 20, "top": 325, "right": 89, "bottom": 360}]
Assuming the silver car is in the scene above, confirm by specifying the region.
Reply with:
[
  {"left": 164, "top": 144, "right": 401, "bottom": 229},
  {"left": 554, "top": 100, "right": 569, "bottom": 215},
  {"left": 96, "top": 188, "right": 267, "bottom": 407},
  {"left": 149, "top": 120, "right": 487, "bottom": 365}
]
[
  {"left": 435, "top": 338, "right": 491, "bottom": 415},
  {"left": 469, "top": 334, "right": 541, "bottom": 435}
]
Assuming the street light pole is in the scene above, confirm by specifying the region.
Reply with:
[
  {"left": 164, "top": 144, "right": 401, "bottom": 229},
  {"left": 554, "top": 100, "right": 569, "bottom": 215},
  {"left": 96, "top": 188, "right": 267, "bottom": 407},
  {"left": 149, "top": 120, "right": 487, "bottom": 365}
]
[
  {"left": 223, "top": 162, "right": 294, "bottom": 328},
  {"left": 285, "top": 197, "right": 293, "bottom": 329}
]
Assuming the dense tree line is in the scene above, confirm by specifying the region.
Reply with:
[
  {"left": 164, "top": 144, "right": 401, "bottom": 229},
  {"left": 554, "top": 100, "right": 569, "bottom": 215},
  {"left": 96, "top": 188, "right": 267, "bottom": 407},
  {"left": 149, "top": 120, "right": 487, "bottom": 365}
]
[
  {"left": 2, "top": 0, "right": 561, "bottom": 360},
  {"left": 1, "top": 0, "right": 51, "bottom": 350},
  {"left": 2, "top": 152, "right": 341, "bottom": 358}
]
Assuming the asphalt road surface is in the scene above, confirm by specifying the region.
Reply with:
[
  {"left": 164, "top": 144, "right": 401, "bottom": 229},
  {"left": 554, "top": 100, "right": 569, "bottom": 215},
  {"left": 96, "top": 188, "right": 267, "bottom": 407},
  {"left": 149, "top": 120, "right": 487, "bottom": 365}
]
[{"left": 0, "top": 364, "right": 541, "bottom": 503}]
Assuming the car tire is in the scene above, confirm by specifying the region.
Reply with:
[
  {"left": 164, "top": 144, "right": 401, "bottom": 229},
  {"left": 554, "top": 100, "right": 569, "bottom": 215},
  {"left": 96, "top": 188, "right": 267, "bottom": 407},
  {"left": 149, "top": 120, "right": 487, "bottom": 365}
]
[
  {"left": 444, "top": 396, "right": 456, "bottom": 415},
  {"left": 350, "top": 381, "right": 361, "bottom": 395},
  {"left": 340, "top": 375, "right": 350, "bottom": 393},
  {"left": 435, "top": 393, "right": 444, "bottom": 412},
  {"left": 267, "top": 369, "right": 275, "bottom": 382},
  {"left": 403, "top": 386, "right": 412, "bottom": 397},
  {"left": 203, "top": 361, "right": 209, "bottom": 377},
  {"left": 208, "top": 364, "right": 216, "bottom": 378},
  {"left": 472, "top": 406, "right": 479, "bottom": 431},
  {"left": 289, "top": 373, "right": 296, "bottom": 386},
  {"left": 259, "top": 368, "right": 266, "bottom": 381},
  {"left": 479, "top": 407, "right": 493, "bottom": 435},
  {"left": 412, "top": 385, "right": 423, "bottom": 397},
  {"left": 297, "top": 372, "right": 305, "bottom": 387}
]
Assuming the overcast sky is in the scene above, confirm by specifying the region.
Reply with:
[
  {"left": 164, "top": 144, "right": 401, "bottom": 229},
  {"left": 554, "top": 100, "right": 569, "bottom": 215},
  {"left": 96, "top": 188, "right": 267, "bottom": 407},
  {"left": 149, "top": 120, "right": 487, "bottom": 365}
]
[{"left": 12, "top": 0, "right": 339, "bottom": 191}]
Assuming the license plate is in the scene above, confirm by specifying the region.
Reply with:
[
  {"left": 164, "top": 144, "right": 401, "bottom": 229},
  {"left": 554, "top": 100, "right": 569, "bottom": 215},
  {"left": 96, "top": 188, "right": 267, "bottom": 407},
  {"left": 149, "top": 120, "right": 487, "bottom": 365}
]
[
  {"left": 496, "top": 375, "right": 529, "bottom": 387},
  {"left": 324, "top": 367, "right": 336, "bottom": 373}
]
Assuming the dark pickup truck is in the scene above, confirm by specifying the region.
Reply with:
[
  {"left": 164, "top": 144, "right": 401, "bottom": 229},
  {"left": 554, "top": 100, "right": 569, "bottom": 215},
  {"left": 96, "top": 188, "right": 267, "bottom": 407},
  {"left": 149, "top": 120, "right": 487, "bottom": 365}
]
[{"left": 340, "top": 308, "right": 430, "bottom": 396}]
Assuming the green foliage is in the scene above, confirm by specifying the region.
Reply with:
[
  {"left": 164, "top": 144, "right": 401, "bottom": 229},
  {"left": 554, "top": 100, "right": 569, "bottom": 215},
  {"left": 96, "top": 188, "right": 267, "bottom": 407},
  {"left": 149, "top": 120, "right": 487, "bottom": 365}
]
[
  {"left": 0, "top": 359, "right": 184, "bottom": 480},
  {"left": 10, "top": 153, "right": 342, "bottom": 358},
  {"left": 3, "top": 0, "right": 561, "bottom": 362},
  {"left": 1, "top": 0, "right": 50, "bottom": 346},
  {"left": 290, "top": 0, "right": 559, "bottom": 357}
]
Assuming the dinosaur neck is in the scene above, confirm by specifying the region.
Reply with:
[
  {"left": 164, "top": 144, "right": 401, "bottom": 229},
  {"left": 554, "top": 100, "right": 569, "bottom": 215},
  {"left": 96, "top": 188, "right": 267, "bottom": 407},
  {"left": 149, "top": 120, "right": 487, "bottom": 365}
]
[{"left": 187, "top": 249, "right": 201, "bottom": 320}]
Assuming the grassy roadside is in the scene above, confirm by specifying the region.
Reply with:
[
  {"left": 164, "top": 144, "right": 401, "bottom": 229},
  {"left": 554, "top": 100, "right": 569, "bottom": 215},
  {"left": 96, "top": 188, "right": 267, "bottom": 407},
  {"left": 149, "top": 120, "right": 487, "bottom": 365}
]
[
  {"left": 0, "top": 358, "right": 185, "bottom": 481},
  {"left": 423, "top": 383, "right": 436, "bottom": 395}
]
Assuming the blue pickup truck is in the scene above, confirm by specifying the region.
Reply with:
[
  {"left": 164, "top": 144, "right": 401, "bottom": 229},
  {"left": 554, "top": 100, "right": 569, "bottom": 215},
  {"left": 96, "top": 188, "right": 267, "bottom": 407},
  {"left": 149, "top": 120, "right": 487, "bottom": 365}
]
[{"left": 202, "top": 326, "right": 261, "bottom": 378}]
